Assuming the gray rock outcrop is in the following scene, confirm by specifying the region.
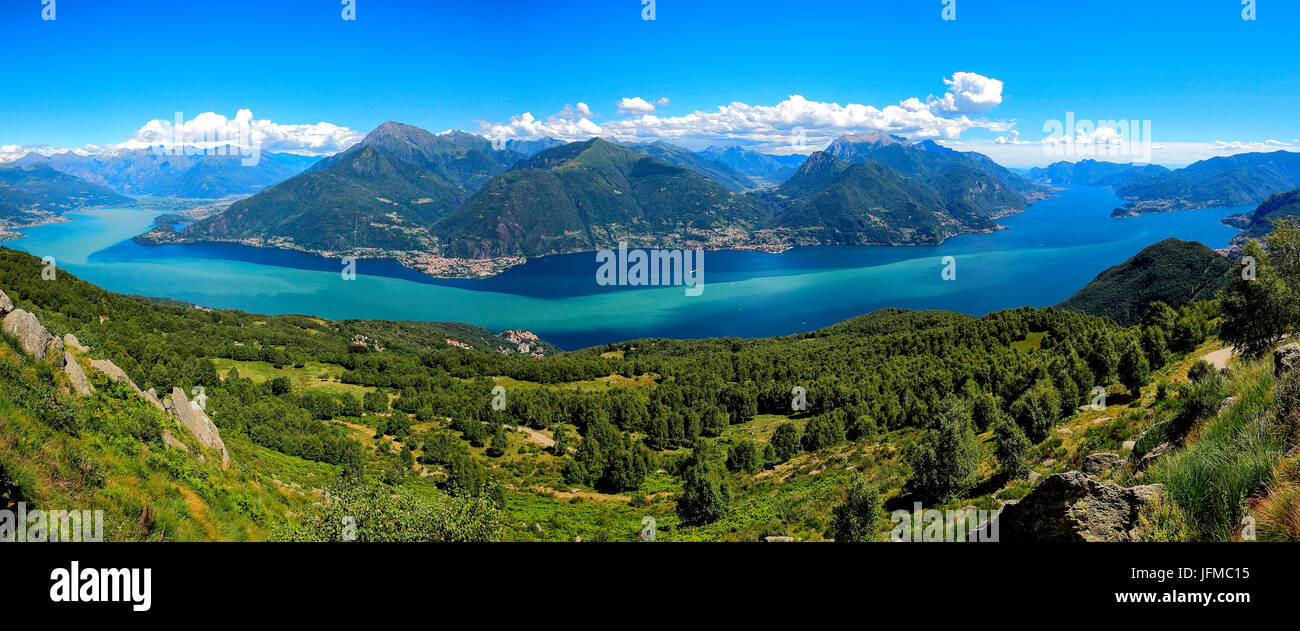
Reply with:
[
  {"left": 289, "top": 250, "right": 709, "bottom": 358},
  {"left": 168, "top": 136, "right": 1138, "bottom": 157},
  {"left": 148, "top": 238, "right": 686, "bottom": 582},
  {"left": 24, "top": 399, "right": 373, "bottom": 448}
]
[
  {"left": 3, "top": 309, "right": 54, "bottom": 359},
  {"left": 1082, "top": 452, "right": 1122, "bottom": 476},
  {"left": 0, "top": 289, "right": 13, "bottom": 315},
  {"left": 63, "top": 333, "right": 88, "bottom": 352},
  {"left": 89, "top": 358, "right": 143, "bottom": 393},
  {"left": 994, "top": 471, "right": 1166, "bottom": 542},
  {"left": 63, "top": 352, "right": 92, "bottom": 396},
  {"left": 170, "top": 387, "right": 229, "bottom": 467},
  {"left": 1275, "top": 343, "right": 1300, "bottom": 377}
]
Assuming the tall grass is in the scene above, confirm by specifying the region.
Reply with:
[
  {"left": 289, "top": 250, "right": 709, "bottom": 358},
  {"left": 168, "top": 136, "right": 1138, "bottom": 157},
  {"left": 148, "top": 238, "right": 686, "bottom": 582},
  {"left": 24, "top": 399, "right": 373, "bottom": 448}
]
[{"left": 1150, "top": 361, "right": 1282, "bottom": 541}]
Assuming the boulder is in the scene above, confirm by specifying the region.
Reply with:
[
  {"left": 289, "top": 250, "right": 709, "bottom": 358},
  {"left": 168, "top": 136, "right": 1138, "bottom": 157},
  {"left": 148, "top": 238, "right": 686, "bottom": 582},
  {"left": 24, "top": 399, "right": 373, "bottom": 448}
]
[
  {"left": 1134, "top": 442, "right": 1173, "bottom": 471},
  {"left": 161, "top": 430, "right": 188, "bottom": 452},
  {"left": 2, "top": 309, "right": 53, "bottom": 359},
  {"left": 170, "top": 387, "right": 229, "bottom": 467},
  {"left": 763, "top": 536, "right": 795, "bottom": 542},
  {"left": 1275, "top": 343, "right": 1300, "bottom": 377},
  {"left": 142, "top": 387, "right": 165, "bottom": 412},
  {"left": 89, "top": 358, "right": 143, "bottom": 393},
  {"left": 62, "top": 352, "right": 92, "bottom": 396},
  {"left": 63, "top": 333, "right": 88, "bottom": 352},
  {"left": 1082, "top": 452, "right": 1122, "bottom": 476},
  {"left": 994, "top": 471, "right": 1166, "bottom": 542},
  {"left": 0, "top": 289, "right": 12, "bottom": 315}
]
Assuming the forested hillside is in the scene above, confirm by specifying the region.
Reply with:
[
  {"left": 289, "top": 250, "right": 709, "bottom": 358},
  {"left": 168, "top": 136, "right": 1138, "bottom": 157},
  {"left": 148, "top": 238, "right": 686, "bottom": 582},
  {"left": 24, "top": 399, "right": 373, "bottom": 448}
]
[{"left": 1058, "top": 238, "right": 1235, "bottom": 325}]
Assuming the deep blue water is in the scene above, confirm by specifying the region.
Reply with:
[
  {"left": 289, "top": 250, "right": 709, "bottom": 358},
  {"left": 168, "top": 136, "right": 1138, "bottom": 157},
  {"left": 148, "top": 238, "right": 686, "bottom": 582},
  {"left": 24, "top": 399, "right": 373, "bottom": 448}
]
[{"left": 4, "top": 186, "right": 1245, "bottom": 349}]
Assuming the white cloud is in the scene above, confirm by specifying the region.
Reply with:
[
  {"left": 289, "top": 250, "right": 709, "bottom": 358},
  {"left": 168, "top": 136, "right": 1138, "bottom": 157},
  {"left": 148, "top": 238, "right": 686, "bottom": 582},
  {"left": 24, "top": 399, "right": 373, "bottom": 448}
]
[
  {"left": 0, "top": 110, "right": 362, "bottom": 162},
  {"left": 995, "top": 130, "right": 1029, "bottom": 145},
  {"left": 482, "top": 73, "right": 1013, "bottom": 153},
  {"left": 928, "top": 72, "right": 1004, "bottom": 115},
  {"left": 121, "top": 109, "right": 361, "bottom": 155},
  {"left": 656, "top": 97, "right": 670, "bottom": 106},
  {"left": 616, "top": 97, "right": 657, "bottom": 115},
  {"left": 1213, "top": 139, "right": 1291, "bottom": 151}
]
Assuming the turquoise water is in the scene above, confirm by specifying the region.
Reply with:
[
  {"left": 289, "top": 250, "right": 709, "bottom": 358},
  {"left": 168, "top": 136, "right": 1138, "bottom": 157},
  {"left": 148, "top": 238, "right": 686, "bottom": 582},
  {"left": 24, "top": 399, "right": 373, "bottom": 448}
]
[{"left": 4, "top": 186, "right": 1244, "bottom": 349}]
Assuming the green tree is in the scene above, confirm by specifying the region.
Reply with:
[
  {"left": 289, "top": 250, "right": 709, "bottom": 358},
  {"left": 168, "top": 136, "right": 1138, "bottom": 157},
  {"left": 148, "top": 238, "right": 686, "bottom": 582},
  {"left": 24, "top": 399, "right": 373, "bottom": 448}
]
[
  {"left": 993, "top": 419, "right": 1030, "bottom": 480},
  {"left": 1220, "top": 241, "right": 1297, "bottom": 357},
  {"left": 1119, "top": 341, "right": 1150, "bottom": 397},
  {"left": 830, "top": 473, "right": 881, "bottom": 542},
  {"left": 1009, "top": 380, "right": 1062, "bottom": 442},
  {"left": 1141, "top": 301, "right": 1178, "bottom": 333},
  {"left": 678, "top": 441, "right": 731, "bottom": 525},
  {"left": 905, "top": 398, "right": 980, "bottom": 503},
  {"left": 770, "top": 422, "right": 801, "bottom": 462},
  {"left": 801, "top": 410, "right": 846, "bottom": 451},
  {"left": 726, "top": 439, "right": 761, "bottom": 474}
]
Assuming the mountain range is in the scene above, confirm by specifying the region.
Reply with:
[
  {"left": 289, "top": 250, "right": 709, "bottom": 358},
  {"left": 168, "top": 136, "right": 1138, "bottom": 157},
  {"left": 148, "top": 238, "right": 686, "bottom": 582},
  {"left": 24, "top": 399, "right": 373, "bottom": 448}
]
[
  {"left": 1111, "top": 150, "right": 1300, "bottom": 215},
  {"left": 15, "top": 148, "right": 319, "bottom": 199},
  {"left": 1025, "top": 159, "right": 1170, "bottom": 188},
  {"left": 135, "top": 123, "right": 1052, "bottom": 274},
  {"left": 0, "top": 164, "right": 131, "bottom": 231}
]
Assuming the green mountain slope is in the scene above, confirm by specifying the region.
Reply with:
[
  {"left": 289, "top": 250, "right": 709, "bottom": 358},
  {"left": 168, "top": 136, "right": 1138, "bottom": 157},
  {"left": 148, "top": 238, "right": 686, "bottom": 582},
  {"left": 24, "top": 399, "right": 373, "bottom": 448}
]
[
  {"left": 1114, "top": 150, "right": 1300, "bottom": 214},
  {"left": 435, "top": 138, "right": 773, "bottom": 258},
  {"left": 1223, "top": 188, "right": 1300, "bottom": 239},
  {"left": 0, "top": 164, "right": 132, "bottom": 229},
  {"left": 144, "top": 123, "right": 520, "bottom": 253},
  {"left": 1057, "top": 238, "right": 1234, "bottom": 325},
  {"left": 625, "top": 141, "right": 755, "bottom": 191}
]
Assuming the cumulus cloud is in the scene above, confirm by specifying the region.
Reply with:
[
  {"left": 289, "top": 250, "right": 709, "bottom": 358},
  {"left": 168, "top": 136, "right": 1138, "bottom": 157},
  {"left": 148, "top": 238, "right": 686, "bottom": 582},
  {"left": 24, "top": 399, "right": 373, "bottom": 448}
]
[
  {"left": 995, "top": 130, "right": 1029, "bottom": 145},
  {"left": 928, "top": 71, "right": 1004, "bottom": 115},
  {"left": 616, "top": 97, "right": 657, "bottom": 115},
  {"left": 120, "top": 109, "right": 361, "bottom": 155},
  {"left": 1213, "top": 139, "right": 1291, "bottom": 151},
  {"left": 0, "top": 110, "right": 362, "bottom": 162},
  {"left": 481, "top": 72, "right": 1013, "bottom": 153}
]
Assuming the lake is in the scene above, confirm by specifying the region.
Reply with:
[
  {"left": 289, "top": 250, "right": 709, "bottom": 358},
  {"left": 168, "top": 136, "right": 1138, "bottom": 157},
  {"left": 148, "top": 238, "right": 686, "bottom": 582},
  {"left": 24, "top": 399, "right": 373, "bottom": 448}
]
[{"left": 4, "top": 186, "right": 1245, "bottom": 350}]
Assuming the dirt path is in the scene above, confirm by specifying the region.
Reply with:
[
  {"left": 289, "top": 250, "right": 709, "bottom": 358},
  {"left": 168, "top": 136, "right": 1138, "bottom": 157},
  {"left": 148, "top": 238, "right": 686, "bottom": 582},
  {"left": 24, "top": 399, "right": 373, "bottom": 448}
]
[
  {"left": 504, "top": 424, "right": 554, "bottom": 448},
  {"left": 1201, "top": 346, "right": 1236, "bottom": 370}
]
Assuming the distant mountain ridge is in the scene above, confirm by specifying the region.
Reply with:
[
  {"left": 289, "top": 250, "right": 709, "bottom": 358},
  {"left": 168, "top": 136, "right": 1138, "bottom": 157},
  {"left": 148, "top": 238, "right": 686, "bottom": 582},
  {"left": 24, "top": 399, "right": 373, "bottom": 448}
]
[
  {"left": 697, "top": 145, "right": 803, "bottom": 186},
  {"left": 1026, "top": 159, "right": 1170, "bottom": 188},
  {"left": 1112, "top": 150, "right": 1300, "bottom": 215},
  {"left": 16, "top": 148, "right": 318, "bottom": 198},
  {"left": 135, "top": 122, "right": 1056, "bottom": 277},
  {"left": 0, "top": 164, "right": 132, "bottom": 230}
]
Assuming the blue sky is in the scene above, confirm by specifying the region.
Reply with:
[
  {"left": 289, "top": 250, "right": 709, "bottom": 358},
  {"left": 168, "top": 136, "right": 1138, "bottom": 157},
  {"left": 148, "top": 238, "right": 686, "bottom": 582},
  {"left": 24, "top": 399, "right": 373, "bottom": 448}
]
[{"left": 1, "top": 0, "right": 1296, "bottom": 166}]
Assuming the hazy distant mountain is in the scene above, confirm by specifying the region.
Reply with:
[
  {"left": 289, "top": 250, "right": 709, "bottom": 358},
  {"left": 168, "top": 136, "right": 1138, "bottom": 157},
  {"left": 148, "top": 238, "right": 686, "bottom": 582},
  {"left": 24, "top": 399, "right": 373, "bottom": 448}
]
[
  {"left": 16, "top": 148, "right": 317, "bottom": 198},
  {"left": 1058, "top": 238, "right": 1233, "bottom": 325},
  {"left": 1114, "top": 150, "right": 1300, "bottom": 215},
  {"left": 697, "top": 145, "right": 803, "bottom": 187},
  {"left": 504, "top": 137, "right": 566, "bottom": 157},
  {"left": 0, "top": 164, "right": 131, "bottom": 227},
  {"left": 144, "top": 123, "right": 518, "bottom": 252},
  {"left": 435, "top": 138, "right": 772, "bottom": 258},
  {"left": 1025, "top": 159, "right": 1169, "bottom": 188},
  {"left": 824, "top": 132, "right": 1043, "bottom": 196},
  {"left": 624, "top": 141, "right": 755, "bottom": 191}
]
